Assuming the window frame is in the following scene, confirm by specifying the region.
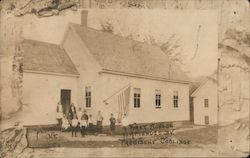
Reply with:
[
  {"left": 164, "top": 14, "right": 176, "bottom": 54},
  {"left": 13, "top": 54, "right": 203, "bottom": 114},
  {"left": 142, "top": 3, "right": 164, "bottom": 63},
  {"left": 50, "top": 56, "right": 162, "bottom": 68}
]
[
  {"left": 85, "top": 86, "right": 91, "bottom": 108},
  {"left": 204, "top": 99, "right": 209, "bottom": 108},
  {"left": 173, "top": 91, "right": 179, "bottom": 108},
  {"left": 134, "top": 88, "right": 141, "bottom": 108},
  {"left": 155, "top": 89, "right": 161, "bottom": 108}
]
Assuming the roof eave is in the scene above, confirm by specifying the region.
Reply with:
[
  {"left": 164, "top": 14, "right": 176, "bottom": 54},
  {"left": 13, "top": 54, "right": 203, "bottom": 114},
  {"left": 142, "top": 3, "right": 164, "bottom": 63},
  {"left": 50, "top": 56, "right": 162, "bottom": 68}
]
[
  {"left": 23, "top": 69, "right": 80, "bottom": 78},
  {"left": 99, "top": 69, "right": 190, "bottom": 84},
  {"left": 190, "top": 79, "right": 209, "bottom": 97}
]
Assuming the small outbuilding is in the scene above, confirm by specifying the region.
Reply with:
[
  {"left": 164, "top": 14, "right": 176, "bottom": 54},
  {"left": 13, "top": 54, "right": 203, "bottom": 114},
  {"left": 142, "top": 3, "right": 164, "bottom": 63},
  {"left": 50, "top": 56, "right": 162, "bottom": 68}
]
[{"left": 190, "top": 76, "right": 218, "bottom": 125}]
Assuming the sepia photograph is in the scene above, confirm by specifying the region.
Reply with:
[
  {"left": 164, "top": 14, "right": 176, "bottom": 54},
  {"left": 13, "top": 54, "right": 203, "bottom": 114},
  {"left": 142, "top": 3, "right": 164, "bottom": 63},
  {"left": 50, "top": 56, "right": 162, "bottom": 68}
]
[{"left": 0, "top": 0, "right": 249, "bottom": 157}]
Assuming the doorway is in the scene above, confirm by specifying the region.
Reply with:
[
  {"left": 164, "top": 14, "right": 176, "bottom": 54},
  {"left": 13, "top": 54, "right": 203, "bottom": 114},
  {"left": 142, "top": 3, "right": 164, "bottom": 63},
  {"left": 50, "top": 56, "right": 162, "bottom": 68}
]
[
  {"left": 60, "top": 89, "right": 71, "bottom": 118},
  {"left": 190, "top": 97, "right": 194, "bottom": 122}
]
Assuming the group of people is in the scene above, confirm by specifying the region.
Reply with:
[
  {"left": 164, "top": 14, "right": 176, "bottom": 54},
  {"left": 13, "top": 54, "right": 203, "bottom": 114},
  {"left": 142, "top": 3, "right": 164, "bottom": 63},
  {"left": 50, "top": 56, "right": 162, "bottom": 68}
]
[{"left": 56, "top": 102, "right": 118, "bottom": 137}]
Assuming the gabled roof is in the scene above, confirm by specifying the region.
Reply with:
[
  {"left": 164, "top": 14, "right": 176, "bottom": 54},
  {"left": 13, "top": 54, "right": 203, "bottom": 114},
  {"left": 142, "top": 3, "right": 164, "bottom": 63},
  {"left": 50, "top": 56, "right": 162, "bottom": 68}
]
[
  {"left": 189, "top": 81, "right": 203, "bottom": 95},
  {"left": 69, "top": 23, "right": 189, "bottom": 83},
  {"left": 191, "top": 75, "right": 217, "bottom": 97},
  {"left": 22, "top": 39, "right": 79, "bottom": 76}
]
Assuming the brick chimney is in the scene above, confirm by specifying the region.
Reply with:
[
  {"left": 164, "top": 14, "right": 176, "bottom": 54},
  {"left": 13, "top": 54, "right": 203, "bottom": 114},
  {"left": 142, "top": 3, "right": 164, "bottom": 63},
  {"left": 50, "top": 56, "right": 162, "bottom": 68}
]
[{"left": 81, "top": 10, "right": 88, "bottom": 27}]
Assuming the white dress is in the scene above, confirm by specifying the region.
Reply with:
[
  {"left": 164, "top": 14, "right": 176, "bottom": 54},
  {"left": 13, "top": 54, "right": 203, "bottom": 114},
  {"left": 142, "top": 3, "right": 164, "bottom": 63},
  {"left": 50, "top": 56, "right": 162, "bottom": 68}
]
[
  {"left": 72, "top": 118, "right": 78, "bottom": 127},
  {"left": 56, "top": 104, "right": 63, "bottom": 119},
  {"left": 80, "top": 120, "right": 87, "bottom": 127},
  {"left": 62, "top": 117, "right": 70, "bottom": 129}
]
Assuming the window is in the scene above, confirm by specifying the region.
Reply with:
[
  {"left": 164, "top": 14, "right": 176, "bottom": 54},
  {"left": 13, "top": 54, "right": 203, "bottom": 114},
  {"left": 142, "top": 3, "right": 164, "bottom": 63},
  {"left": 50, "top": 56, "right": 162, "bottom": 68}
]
[
  {"left": 155, "top": 89, "right": 161, "bottom": 108},
  {"left": 85, "top": 86, "right": 91, "bottom": 108},
  {"left": 204, "top": 99, "right": 209, "bottom": 108},
  {"left": 134, "top": 88, "right": 141, "bottom": 108},
  {"left": 173, "top": 91, "right": 178, "bottom": 108},
  {"left": 205, "top": 116, "right": 209, "bottom": 125}
]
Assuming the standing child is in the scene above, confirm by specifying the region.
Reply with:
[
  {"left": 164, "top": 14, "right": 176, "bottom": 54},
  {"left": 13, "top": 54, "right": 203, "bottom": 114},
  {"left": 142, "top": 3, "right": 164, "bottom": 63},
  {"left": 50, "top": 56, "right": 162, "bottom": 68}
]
[
  {"left": 71, "top": 113, "right": 78, "bottom": 137},
  {"left": 88, "top": 114, "right": 94, "bottom": 133},
  {"left": 62, "top": 114, "right": 70, "bottom": 131},
  {"left": 56, "top": 101, "right": 63, "bottom": 126},
  {"left": 96, "top": 111, "right": 104, "bottom": 133},
  {"left": 109, "top": 113, "right": 116, "bottom": 136},
  {"left": 80, "top": 110, "right": 88, "bottom": 137}
]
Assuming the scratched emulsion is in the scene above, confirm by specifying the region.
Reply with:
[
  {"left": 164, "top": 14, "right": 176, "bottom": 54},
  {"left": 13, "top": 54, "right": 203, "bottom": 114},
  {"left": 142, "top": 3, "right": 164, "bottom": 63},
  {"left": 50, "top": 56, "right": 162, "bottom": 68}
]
[{"left": 0, "top": 0, "right": 249, "bottom": 157}]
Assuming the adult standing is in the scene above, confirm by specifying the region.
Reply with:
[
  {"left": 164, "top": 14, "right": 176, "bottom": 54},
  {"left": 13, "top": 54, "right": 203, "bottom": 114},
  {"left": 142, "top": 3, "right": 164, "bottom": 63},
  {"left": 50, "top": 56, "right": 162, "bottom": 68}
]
[
  {"left": 96, "top": 111, "right": 104, "bottom": 133},
  {"left": 56, "top": 101, "right": 63, "bottom": 126},
  {"left": 88, "top": 114, "right": 94, "bottom": 133},
  {"left": 68, "top": 103, "right": 76, "bottom": 125},
  {"left": 71, "top": 113, "right": 79, "bottom": 137},
  {"left": 80, "top": 110, "right": 88, "bottom": 137},
  {"left": 69, "top": 103, "right": 77, "bottom": 117}
]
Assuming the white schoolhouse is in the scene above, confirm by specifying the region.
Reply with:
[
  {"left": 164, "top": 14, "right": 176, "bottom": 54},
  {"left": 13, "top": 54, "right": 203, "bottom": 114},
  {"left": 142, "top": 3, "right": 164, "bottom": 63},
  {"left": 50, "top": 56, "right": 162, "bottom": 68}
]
[
  {"left": 191, "top": 76, "right": 218, "bottom": 125},
  {"left": 22, "top": 10, "right": 190, "bottom": 125}
]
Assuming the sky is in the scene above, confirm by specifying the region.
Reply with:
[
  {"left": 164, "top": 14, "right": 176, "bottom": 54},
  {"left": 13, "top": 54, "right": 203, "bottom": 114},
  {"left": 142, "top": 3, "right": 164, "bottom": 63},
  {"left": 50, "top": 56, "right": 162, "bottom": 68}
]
[{"left": 22, "top": 9, "right": 218, "bottom": 78}]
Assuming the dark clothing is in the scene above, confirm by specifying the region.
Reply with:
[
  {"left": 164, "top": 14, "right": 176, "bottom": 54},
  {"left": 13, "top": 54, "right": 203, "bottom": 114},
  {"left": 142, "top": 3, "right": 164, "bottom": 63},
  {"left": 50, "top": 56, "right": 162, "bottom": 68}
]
[
  {"left": 110, "top": 117, "right": 116, "bottom": 125},
  {"left": 88, "top": 123, "right": 94, "bottom": 132},
  {"left": 69, "top": 105, "right": 77, "bottom": 120},
  {"left": 70, "top": 106, "right": 76, "bottom": 113},
  {"left": 110, "top": 125, "right": 115, "bottom": 131},
  {"left": 71, "top": 126, "right": 78, "bottom": 137},
  {"left": 97, "top": 121, "right": 103, "bottom": 133},
  {"left": 80, "top": 126, "right": 86, "bottom": 136},
  {"left": 80, "top": 114, "right": 88, "bottom": 136},
  {"left": 109, "top": 117, "right": 116, "bottom": 131},
  {"left": 57, "top": 118, "right": 62, "bottom": 126},
  {"left": 123, "top": 127, "right": 128, "bottom": 139}
]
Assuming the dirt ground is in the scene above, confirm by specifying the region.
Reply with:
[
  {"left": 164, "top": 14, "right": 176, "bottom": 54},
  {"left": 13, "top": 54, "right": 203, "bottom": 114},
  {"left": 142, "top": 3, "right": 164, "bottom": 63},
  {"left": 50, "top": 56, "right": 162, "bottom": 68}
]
[
  {"left": 18, "top": 123, "right": 248, "bottom": 157},
  {"left": 26, "top": 125, "right": 217, "bottom": 148},
  {"left": 18, "top": 146, "right": 247, "bottom": 158}
]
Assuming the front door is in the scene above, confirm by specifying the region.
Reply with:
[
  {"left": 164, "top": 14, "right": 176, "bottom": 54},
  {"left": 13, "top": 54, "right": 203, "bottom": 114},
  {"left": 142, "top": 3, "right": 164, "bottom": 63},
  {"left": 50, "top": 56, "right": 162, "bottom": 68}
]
[{"left": 60, "top": 89, "right": 71, "bottom": 118}]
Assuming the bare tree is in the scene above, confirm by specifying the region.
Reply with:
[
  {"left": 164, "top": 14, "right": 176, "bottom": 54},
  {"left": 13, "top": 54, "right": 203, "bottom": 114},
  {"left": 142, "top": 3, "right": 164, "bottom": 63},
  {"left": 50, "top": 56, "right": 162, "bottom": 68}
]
[{"left": 159, "top": 34, "right": 183, "bottom": 65}]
